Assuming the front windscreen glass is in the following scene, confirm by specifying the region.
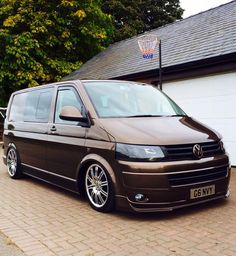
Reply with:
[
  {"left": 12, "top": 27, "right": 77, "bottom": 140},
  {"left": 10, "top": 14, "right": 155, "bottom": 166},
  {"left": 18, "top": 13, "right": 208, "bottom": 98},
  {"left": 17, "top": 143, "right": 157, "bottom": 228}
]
[{"left": 83, "top": 81, "right": 186, "bottom": 118}]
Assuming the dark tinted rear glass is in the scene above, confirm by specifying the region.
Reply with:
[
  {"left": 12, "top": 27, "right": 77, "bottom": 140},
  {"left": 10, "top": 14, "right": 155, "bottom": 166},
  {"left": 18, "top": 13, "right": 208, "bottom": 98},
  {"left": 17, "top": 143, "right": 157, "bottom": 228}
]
[{"left": 9, "top": 88, "right": 53, "bottom": 123}]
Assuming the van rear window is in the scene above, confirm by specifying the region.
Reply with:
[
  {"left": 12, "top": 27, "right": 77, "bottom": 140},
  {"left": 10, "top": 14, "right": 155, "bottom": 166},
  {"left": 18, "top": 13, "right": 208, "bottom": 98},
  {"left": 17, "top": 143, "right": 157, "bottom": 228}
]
[{"left": 9, "top": 88, "right": 53, "bottom": 123}]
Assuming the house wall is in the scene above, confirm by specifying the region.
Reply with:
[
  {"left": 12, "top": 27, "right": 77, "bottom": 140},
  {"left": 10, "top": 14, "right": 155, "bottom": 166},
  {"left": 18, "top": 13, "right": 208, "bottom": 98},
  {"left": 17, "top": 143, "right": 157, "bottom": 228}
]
[{"left": 162, "top": 71, "right": 236, "bottom": 166}]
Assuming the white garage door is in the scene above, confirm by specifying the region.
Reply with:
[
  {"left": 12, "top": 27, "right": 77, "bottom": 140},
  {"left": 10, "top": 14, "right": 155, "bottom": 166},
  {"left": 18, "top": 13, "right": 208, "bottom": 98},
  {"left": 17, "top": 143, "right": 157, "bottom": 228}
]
[{"left": 163, "top": 72, "right": 236, "bottom": 166}]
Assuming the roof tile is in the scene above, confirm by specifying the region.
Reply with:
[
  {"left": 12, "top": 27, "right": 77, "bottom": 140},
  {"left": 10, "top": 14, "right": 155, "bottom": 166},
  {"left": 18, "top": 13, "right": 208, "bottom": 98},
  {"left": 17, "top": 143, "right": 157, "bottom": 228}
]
[{"left": 65, "top": 0, "right": 236, "bottom": 80}]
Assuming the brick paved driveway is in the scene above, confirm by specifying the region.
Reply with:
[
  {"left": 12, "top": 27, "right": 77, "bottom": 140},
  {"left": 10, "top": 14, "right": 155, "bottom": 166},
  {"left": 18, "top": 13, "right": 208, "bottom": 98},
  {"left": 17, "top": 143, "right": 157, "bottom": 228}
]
[{"left": 0, "top": 148, "right": 235, "bottom": 256}]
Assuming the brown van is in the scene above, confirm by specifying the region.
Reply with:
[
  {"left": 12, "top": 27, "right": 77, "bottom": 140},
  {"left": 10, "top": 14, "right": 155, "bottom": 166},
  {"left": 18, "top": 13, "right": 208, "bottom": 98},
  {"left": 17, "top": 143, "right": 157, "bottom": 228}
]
[{"left": 2, "top": 80, "right": 231, "bottom": 212}]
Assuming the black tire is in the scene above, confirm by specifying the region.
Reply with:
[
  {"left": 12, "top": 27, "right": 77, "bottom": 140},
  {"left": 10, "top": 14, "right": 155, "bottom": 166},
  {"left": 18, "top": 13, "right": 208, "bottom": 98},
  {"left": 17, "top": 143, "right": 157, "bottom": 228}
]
[
  {"left": 6, "top": 146, "right": 23, "bottom": 179},
  {"left": 85, "top": 162, "right": 114, "bottom": 212}
]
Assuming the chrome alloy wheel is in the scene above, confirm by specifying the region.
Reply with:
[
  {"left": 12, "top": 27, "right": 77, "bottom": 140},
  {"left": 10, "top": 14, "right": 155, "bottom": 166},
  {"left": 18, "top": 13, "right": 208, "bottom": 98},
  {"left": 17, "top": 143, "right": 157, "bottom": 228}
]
[
  {"left": 7, "top": 148, "right": 18, "bottom": 177},
  {"left": 85, "top": 164, "right": 109, "bottom": 208}
]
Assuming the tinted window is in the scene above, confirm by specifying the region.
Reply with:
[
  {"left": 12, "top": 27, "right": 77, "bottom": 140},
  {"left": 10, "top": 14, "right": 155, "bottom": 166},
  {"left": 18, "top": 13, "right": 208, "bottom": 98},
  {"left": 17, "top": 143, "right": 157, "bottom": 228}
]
[
  {"left": 24, "top": 89, "right": 53, "bottom": 122},
  {"left": 9, "top": 93, "right": 27, "bottom": 122},
  {"left": 55, "top": 88, "right": 83, "bottom": 125},
  {"left": 36, "top": 91, "right": 53, "bottom": 120},
  {"left": 9, "top": 88, "right": 53, "bottom": 123}
]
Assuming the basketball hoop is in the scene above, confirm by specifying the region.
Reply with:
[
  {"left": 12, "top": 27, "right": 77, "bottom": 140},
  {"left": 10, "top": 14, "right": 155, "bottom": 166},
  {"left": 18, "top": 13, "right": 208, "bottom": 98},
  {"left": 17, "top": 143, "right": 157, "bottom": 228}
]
[
  {"left": 138, "top": 34, "right": 159, "bottom": 59},
  {"left": 137, "top": 34, "right": 163, "bottom": 90}
]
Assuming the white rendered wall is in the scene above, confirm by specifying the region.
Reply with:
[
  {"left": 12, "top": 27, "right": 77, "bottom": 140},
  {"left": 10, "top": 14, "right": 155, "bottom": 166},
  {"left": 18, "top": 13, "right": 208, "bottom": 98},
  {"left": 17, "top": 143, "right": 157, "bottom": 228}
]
[{"left": 163, "top": 72, "right": 236, "bottom": 166}]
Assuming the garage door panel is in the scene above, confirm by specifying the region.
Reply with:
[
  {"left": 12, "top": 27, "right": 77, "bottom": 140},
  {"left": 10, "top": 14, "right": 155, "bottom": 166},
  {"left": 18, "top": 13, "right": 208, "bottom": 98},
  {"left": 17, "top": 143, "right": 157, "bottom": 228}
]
[
  {"left": 180, "top": 96, "right": 236, "bottom": 119},
  {"left": 165, "top": 74, "right": 236, "bottom": 99}
]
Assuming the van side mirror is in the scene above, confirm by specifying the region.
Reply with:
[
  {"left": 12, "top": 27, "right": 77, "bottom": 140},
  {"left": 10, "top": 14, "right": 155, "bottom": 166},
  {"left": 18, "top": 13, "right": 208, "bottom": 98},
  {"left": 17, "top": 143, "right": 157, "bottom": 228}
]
[{"left": 59, "top": 106, "right": 88, "bottom": 123}]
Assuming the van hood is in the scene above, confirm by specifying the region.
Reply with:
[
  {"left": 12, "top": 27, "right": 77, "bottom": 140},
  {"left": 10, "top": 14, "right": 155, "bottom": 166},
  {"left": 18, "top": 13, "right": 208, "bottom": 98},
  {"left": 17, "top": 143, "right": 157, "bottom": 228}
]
[{"left": 99, "top": 116, "right": 220, "bottom": 145}]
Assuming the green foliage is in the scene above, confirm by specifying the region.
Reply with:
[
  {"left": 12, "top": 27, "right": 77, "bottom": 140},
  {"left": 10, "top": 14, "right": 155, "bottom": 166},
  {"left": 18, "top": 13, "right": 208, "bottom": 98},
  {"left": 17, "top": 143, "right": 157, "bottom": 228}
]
[
  {"left": 0, "top": 0, "right": 113, "bottom": 106},
  {"left": 102, "top": 0, "right": 183, "bottom": 42}
]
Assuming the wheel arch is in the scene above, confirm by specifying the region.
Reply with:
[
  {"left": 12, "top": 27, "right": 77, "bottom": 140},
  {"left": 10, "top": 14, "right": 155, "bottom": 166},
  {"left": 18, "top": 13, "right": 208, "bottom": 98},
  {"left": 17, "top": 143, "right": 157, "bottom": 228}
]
[
  {"left": 6, "top": 142, "right": 19, "bottom": 162},
  {"left": 7, "top": 142, "right": 17, "bottom": 151},
  {"left": 6, "top": 142, "right": 23, "bottom": 179},
  {"left": 76, "top": 154, "right": 117, "bottom": 195}
]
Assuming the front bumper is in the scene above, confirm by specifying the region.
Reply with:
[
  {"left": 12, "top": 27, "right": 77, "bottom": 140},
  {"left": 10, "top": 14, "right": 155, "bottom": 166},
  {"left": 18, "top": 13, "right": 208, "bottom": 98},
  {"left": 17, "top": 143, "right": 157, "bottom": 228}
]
[
  {"left": 115, "top": 155, "right": 231, "bottom": 212},
  {"left": 116, "top": 191, "right": 229, "bottom": 213}
]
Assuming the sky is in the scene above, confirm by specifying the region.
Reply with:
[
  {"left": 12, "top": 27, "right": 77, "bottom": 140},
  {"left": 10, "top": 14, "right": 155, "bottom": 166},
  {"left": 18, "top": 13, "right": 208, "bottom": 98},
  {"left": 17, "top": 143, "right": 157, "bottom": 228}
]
[{"left": 180, "top": 0, "right": 233, "bottom": 18}]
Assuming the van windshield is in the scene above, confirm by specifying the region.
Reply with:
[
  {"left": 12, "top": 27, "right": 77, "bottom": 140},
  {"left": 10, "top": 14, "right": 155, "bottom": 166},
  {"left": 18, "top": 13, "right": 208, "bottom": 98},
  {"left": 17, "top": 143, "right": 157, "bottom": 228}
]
[{"left": 83, "top": 81, "right": 186, "bottom": 118}]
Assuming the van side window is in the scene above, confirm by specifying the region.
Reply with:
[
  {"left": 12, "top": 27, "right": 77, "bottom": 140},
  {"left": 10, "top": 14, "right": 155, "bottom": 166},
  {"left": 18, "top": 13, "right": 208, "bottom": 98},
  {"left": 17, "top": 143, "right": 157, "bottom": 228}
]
[
  {"left": 36, "top": 91, "right": 53, "bottom": 120},
  {"left": 9, "top": 93, "right": 27, "bottom": 122},
  {"left": 9, "top": 89, "right": 53, "bottom": 123},
  {"left": 24, "top": 89, "right": 53, "bottom": 122},
  {"left": 55, "top": 88, "right": 83, "bottom": 125}
]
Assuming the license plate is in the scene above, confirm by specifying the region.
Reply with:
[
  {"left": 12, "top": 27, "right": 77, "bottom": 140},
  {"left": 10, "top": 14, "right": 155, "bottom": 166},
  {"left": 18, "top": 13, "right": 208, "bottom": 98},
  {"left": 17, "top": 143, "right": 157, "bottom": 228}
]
[{"left": 190, "top": 185, "right": 215, "bottom": 199}]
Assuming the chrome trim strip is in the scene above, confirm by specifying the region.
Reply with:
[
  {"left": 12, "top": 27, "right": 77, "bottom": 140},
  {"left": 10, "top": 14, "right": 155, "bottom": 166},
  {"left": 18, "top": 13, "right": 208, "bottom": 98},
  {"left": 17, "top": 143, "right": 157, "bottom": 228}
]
[
  {"left": 22, "top": 163, "right": 77, "bottom": 182},
  {"left": 122, "top": 164, "right": 228, "bottom": 176}
]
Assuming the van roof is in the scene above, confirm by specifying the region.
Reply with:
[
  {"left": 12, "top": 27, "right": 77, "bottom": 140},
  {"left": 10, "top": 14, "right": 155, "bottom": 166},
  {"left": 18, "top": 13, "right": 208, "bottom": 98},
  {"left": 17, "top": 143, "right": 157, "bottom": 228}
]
[{"left": 11, "top": 80, "right": 145, "bottom": 95}]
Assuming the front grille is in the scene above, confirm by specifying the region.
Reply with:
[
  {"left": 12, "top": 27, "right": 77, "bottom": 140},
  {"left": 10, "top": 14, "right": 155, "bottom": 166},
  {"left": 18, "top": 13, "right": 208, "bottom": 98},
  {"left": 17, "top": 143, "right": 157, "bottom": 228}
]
[
  {"left": 162, "top": 141, "right": 223, "bottom": 161},
  {"left": 168, "top": 166, "right": 228, "bottom": 186}
]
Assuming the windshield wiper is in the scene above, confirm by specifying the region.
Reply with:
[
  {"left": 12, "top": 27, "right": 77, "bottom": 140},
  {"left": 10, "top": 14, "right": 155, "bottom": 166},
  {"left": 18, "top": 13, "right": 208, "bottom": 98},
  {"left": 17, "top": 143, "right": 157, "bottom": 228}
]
[
  {"left": 127, "top": 115, "right": 162, "bottom": 118},
  {"left": 126, "top": 114, "right": 186, "bottom": 118},
  {"left": 168, "top": 114, "right": 186, "bottom": 117}
]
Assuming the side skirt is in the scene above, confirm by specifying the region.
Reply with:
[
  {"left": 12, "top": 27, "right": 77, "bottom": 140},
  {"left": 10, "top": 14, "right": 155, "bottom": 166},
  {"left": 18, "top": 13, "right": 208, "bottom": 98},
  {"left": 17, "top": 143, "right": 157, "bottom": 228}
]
[{"left": 22, "top": 163, "right": 79, "bottom": 194}]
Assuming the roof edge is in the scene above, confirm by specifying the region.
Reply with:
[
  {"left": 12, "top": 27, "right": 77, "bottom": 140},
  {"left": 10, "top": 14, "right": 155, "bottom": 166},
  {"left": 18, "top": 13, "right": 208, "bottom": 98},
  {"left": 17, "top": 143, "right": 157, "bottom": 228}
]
[{"left": 112, "top": 52, "right": 236, "bottom": 81}]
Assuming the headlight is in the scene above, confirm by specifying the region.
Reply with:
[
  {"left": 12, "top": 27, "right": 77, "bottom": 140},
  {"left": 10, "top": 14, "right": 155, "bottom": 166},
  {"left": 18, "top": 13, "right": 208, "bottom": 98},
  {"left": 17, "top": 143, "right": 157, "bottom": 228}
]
[{"left": 116, "top": 143, "right": 165, "bottom": 162}]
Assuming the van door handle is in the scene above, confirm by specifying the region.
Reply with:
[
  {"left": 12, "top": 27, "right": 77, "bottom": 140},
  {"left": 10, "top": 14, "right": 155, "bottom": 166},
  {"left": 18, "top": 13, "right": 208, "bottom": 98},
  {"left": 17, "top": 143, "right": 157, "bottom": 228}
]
[{"left": 50, "top": 126, "right": 57, "bottom": 132}]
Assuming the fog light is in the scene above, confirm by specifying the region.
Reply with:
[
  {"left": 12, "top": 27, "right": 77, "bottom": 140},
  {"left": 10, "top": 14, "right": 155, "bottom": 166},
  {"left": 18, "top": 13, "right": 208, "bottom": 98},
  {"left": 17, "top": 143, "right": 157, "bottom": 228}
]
[{"left": 135, "top": 193, "right": 148, "bottom": 202}]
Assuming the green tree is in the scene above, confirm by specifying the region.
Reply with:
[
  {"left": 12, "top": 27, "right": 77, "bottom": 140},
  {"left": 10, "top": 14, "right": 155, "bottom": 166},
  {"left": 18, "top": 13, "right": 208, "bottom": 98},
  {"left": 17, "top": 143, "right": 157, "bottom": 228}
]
[
  {"left": 0, "top": 0, "right": 113, "bottom": 106},
  {"left": 102, "top": 0, "right": 183, "bottom": 42}
]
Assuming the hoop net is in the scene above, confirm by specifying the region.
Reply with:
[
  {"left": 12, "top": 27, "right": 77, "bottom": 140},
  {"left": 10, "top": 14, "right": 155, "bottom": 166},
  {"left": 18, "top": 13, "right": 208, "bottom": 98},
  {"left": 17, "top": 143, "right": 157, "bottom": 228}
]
[{"left": 138, "top": 34, "right": 158, "bottom": 59}]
